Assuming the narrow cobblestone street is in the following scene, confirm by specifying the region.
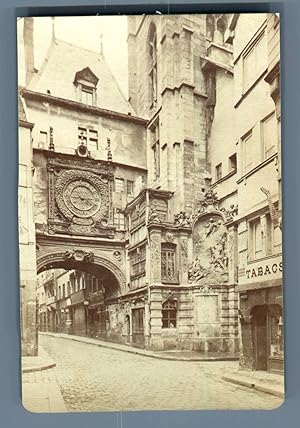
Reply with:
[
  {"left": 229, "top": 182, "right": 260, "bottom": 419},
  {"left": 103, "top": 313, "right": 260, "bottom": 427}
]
[{"left": 40, "top": 335, "right": 282, "bottom": 412}]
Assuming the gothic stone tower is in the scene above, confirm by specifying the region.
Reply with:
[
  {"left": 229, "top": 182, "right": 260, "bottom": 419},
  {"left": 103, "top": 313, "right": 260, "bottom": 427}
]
[
  {"left": 128, "top": 14, "right": 209, "bottom": 214},
  {"left": 127, "top": 15, "right": 239, "bottom": 353}
]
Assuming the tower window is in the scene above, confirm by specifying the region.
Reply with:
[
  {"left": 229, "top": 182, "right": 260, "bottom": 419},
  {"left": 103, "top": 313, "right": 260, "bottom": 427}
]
[
  {"left": 148, "top": 23, "right": 158, "bottom": 107},
  {"left": 151, "top": 120, "right": 160, "bottom": 179}
]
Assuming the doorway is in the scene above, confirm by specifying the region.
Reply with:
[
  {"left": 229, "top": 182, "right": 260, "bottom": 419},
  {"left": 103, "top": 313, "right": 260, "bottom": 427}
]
[
  {"left": 132, "top": 308, "right": 145, "bottom": 347},
  {"left": 252, "top": 306, "right": 268, "bottom": 370}
]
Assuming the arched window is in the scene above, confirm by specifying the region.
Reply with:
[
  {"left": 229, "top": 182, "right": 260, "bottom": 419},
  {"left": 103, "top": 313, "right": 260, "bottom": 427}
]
[
  {"left": 215, "top": 16, "right": 227, "bottom": 45},
  {"left": 206, "top": 15, "right": 215, "bottom": 41},
  {"left": 148, "top": 23, "right": 158, "bottom": 107},
  {"left": 162, "top": 300, "right": 177, "bottom": 328}
]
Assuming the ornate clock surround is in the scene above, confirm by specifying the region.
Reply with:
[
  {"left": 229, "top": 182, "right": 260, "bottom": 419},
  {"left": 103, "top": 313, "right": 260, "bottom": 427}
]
[{"left": 47, "top": 154, "right": 115, "bottom": 237}]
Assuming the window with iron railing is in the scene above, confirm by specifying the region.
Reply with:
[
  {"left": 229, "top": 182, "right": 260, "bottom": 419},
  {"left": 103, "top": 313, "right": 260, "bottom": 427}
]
[{"left": 161, "top": 244, "right": 178, "bottom": 283}]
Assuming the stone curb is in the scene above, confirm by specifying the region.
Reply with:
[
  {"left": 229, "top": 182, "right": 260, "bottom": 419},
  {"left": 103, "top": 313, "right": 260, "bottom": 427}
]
[
  {"left": 40, "top": 332, "right": 239, "bottom": 362},
  {"left": 22, "top": 362, "right": 56, "bottom": 374},
  {"left": 221, "top": 375, "right": 284, "bottom": 398},
  {"left": 22, "top": 346, "right": 57, "bottom": 373}
]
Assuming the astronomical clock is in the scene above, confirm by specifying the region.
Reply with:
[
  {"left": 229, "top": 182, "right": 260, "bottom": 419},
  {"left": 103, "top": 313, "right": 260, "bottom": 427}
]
[{"left": 47, "top": 154, "right": 114, "bottom": 237}]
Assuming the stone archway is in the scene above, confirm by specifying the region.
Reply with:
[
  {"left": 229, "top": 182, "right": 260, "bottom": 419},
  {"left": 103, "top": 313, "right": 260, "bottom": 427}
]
[
  {"left": 36, "top": 247, "right": 127, "bottom": 340},
  {"left": 36, "top": 249, "right": 126, "bottom": 294}
]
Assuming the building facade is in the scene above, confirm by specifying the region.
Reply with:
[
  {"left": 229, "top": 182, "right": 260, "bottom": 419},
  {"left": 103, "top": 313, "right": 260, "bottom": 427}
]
[{"left": 18, "top": 14, "right": 282, "bottom": 372}]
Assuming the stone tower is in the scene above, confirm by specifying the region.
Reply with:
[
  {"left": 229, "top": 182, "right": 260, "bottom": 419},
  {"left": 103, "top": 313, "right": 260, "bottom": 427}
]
[{"left": 127, "top": 15, "right": 210, "bottom": 215}]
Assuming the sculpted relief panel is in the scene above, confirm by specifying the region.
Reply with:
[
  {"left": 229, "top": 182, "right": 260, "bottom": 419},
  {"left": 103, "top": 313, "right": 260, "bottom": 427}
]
[{"left": 189, "top": 214, "right": 228, "bottom": 285}]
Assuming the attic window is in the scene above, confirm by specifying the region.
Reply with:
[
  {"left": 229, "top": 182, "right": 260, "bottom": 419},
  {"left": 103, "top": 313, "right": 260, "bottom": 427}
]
[{"left": 74, "top": 67, "right": 99, "bottom": 107}]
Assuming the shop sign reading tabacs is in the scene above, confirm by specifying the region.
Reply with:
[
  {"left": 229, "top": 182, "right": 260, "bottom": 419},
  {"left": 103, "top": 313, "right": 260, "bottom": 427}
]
[{"left": 239, "top": 255, "right": 283, "bottom": 284}]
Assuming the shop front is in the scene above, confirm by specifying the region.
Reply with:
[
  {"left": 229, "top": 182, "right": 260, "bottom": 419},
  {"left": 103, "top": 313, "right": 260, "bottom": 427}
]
[
  {"left": 87, "top": 290, "right": 106, "bottom": 339},
  {"left": 238, "top": 280, "right": 283, "bottom": 374}
]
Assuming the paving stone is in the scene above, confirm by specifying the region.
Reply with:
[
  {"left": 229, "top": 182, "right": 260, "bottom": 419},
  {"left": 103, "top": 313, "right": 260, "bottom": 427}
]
[{"left": 39, "top": 334, "right": 283, "bottom": 412}]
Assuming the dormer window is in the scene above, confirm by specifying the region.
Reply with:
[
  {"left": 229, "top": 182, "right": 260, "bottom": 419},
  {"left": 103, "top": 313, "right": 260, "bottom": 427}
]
[
  {"left": 73, "top": 67, "right": 99, "bottom": 107},
  {"left": 82, "top": 86, "right": 93, "bottom": 105}
]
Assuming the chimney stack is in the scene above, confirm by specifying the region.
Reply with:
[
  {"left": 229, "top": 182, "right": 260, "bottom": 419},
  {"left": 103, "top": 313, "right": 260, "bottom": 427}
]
[{"left": 23, "top": 17, "right": 35, "bottom": 86}]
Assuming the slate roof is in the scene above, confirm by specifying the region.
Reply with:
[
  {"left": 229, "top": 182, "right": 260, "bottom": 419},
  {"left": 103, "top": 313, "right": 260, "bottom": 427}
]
[{"left": 29, "top": 38, "right": 134, "bottom": 115}]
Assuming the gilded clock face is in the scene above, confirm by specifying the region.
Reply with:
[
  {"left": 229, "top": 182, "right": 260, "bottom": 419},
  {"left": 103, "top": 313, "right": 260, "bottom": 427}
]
[{"left": 63, "top": 179, "right": 101, "bottom": 218}]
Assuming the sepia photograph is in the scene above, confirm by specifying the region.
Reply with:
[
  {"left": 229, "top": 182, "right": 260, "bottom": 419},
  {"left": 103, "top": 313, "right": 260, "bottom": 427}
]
[{"left": 17, "top": 13, "right": 283, "bottom": 413}]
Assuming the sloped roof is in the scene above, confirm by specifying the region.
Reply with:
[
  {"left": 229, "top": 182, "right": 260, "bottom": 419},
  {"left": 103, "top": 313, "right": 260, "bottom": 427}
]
[{"left": 29, "top": 38, "right": 134, "bottom": 115}]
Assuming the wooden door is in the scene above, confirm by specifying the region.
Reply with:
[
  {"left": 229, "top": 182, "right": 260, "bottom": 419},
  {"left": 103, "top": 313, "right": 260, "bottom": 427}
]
[
  {"left": 132, "top": 308, "right": 145, "bottom": 347},
  {"left": 253, "top": 308, "right": 268, "bottom": 370}
]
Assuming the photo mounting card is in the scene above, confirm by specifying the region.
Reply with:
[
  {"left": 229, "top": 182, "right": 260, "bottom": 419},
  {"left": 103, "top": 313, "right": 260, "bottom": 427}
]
[{"left": 17, "top": 13, "right": 283, "bottom": 413}]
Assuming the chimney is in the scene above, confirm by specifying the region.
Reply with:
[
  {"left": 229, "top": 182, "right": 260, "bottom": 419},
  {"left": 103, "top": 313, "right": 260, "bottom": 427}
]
[{"left": 23, "top": 17, "right": 35, "bottom": 86}]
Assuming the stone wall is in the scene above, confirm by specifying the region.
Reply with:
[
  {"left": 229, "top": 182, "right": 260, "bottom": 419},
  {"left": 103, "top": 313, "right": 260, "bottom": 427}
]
[{"left": 19, "top": 120, "right": 38, "bottom": 356}]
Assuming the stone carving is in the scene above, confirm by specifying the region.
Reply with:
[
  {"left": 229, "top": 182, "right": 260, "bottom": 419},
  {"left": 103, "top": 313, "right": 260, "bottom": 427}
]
[
  {"left": 221, "top": 204, "right": 238, "bottom": 223},
  {"left": 174, "top": 211, "right": 191, "bottom": 227},
  {"left": 55, "top": 169, "right": 109, "bottom": 222},
  {"left": 150, "top": 235, "right": 161, "bottom": 281},
  {"left": 113, "top": 250, "right": 122, "bottom": 262},
  {"left": 190, "top": 188, "right": 238, "bottom": 225},
  {"left": 188, "top": 256, "right": 208, "bottom": 283},
  {"left": 189, "top": 213, "right": 229, "bottom": 284},
  {"left": 209, "top": 232, "right": 228, "bottom": 271},
  {"left": 165, "top": 231, "right": 174, "bottom": 242},
  {"left": 180, "top": 239, "right": 188, "bottom": 273},
  {"left": 64, "top": 249, "right": 94, "bottom": 263},
  {"left": 148, "top": 207, "right": 161, "bottom": 224},
  {"left": 47, "top": 157, "right": 114, "bottom": 178}
]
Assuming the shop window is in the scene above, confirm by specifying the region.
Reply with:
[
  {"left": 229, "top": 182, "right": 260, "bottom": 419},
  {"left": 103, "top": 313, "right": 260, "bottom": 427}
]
[
  {"left": 148, "top": 23, "right": 157, "bottom": 107},
  {"left": 127, "top": 180, "right": 134, "bottom": 196},
  {"left": 161, "top": 244, "right": 178, "bottom": 283},
  {"left": 215, "top": 163, "right": 222, "bottom": 181},
  {"left": 162, "top": 300, "right": 177, "bottom": 328},
  {"left": 269, "top": 307, "right": 284, "bottom": 359},
  {"left": 261, "top": 112, "right": 277, "bottom": 159},
  {"left": 115, "top": 178, "right": 125, "bottom": 193}
]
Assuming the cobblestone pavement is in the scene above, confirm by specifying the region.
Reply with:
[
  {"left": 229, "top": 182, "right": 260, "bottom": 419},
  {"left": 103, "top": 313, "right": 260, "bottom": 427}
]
[{"left": 40, "top": 335, "right": 283, "bottom": 412}]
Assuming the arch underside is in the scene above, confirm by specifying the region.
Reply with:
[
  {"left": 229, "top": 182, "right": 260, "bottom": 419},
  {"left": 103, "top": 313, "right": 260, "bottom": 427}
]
[{"left": 36, "top": 251, "right": 126, "bottom": 296}]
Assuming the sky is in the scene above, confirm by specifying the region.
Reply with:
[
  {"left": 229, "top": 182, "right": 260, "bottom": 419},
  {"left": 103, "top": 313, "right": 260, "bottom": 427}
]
[{"left": 32, "top": 16, "right": 129, "bottom": 97}]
